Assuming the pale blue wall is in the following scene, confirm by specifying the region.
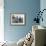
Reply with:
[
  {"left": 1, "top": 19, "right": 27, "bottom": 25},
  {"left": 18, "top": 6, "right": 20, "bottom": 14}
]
[
  {"left": 40, "top": 0, "right": 46, "bottom": 27},
  {"left": 4, "top": 0, "right": 40, "bottom": 42}
]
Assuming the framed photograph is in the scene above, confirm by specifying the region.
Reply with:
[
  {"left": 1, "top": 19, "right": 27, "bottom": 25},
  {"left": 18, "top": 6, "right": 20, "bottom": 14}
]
[{"left": 11, "top": 13, "right": 25, "bottom": 25}]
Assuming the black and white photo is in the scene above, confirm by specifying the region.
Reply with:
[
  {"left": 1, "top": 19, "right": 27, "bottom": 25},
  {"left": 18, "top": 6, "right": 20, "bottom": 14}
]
[{"left": 11, "top": 14, "right": 25, "bottom": 25}]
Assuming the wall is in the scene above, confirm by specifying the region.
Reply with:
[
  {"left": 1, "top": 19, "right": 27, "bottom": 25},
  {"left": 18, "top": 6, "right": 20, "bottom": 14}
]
[
  {"left": 4, "top": 0, "right": 40, "bottom": 42},
  {"left": 40, "top": 0, "right": 46, "bottom": 27}
]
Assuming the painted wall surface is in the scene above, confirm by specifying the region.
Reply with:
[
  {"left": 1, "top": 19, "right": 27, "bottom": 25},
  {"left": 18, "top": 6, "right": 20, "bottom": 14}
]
[
  {"left": 4, "top": 0, "right": 40, "bottom": 42},
  {"left": 40, "top": 0, "right": 46, "bottom": 27}
]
